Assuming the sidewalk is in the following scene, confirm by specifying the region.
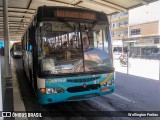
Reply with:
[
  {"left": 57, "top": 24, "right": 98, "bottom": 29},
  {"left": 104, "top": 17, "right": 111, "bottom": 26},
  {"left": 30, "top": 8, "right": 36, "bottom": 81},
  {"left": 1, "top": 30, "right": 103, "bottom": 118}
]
[
  {"left": 114, "top": 58, "right": 159, "bottom": 80},
  {"left": 0, "top": 56, "right": 14, "bottom": 113},
  {"left": 0, "top": 56, "right": 27, "bottom": 120}
]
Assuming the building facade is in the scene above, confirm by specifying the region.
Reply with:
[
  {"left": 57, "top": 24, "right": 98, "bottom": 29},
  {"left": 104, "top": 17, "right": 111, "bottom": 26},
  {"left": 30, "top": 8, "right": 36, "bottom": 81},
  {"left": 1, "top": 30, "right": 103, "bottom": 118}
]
[
  {"left": 126, "top": 21, "right": 160, "bottom": 59},
  {"left": 110, "top": 11, "right": 129, "bottom": 54},
  {"left": 110, "top": 1, "right": 160, "bottom": 59}
]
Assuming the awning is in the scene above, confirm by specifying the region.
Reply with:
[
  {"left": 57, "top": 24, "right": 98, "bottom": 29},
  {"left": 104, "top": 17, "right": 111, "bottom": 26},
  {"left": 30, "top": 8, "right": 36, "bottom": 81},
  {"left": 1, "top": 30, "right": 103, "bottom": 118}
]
[{"left": 0, "top": 0, "right": 158, "bottom": 41}]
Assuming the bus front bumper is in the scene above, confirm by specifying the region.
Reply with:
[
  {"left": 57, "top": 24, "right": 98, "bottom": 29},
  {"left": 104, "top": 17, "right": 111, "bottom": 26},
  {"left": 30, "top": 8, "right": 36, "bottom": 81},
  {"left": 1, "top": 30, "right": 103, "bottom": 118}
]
[{"left": 38, "top": 85, "right": 115, "bottom": 104}]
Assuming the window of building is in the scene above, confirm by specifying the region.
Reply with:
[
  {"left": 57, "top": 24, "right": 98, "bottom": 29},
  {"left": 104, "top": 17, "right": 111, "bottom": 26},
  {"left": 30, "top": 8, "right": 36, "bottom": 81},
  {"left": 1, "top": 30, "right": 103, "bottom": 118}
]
[
  {"left": 124, "top": 12, "right": 128, "bottom": 15},
  {"left": 111, "top": 11, "right": 128, "bottom": 19},
  {"left": 131, "top": 28, "right": 141, "bottom": 35},
  {"left": 112, "top": 29, "right": 128, "bottom": 37},
  {"left": 119, "top": 22, "right": 122, "bottom": 26},
  {"left": 112, "top": 20, "right": 128, "bottom": 28},
  {"left": 154, "top": 37, "right": 159, "bottom": 44},
  {"left": 112, "top": 31, "right": 114, "bottom": 36},
  {"left": 123, "top": 20, "right": 128, "bottom": 25}
]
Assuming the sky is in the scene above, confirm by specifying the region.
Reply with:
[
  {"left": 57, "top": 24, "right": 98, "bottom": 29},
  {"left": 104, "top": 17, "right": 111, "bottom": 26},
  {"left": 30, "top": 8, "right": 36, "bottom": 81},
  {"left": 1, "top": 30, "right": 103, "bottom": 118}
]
[{"left": 129, "top": 0, "right": 160, "bottom": 25}]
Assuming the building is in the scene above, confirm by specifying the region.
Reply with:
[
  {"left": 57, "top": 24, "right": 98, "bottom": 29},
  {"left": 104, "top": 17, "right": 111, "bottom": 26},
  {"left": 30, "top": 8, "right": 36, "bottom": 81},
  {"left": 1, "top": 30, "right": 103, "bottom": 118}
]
[
  {"left": 127, "top": 1, "right": 160, "bottom": 59},
  {"left": 110, "top": 11, "right": 129, "bottom": 54},
  {"left": 126, "top": 21, "right": 160, "bottom": 59},
  {"left": 110, "top": 1, "right": 160, "bottom": 59}
]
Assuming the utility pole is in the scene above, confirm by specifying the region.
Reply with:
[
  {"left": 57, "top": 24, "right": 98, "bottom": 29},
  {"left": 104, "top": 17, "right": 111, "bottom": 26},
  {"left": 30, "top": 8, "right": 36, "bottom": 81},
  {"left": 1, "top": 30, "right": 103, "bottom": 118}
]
[
  {"left": 122, "top": 32, "right": 124, "bottom": 54},
  {"left": 158, "top": 20, "right": 160, "bottom": 81},
  {"left": 159, "top": 35, "right": 160, "bottom": 81},
  {"left": 127, "top": 50, "right": 129, "bottom": 74}
]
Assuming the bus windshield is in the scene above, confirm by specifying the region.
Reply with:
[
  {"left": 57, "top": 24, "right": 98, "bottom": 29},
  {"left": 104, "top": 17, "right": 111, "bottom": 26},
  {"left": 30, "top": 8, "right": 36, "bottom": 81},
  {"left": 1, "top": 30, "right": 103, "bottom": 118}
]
[
  {"left": 38, "top": 21, "right": 112, "bottom": 75},
  {"left": 14, "top": 43, "right": 22, "bottom": 51}
]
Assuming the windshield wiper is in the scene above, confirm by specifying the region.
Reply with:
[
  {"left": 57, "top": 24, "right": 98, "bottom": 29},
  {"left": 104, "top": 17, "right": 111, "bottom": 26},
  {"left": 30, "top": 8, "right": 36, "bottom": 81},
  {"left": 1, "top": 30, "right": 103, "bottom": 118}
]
[{"left": 57, "top": 18, "right": 74, "bottom": 31}]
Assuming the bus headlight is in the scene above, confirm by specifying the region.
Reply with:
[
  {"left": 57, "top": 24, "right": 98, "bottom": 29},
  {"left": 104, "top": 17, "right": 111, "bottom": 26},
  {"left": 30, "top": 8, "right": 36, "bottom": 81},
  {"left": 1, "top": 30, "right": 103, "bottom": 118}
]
[
  {"left": 46, "top": 88, "right": 64, "bottom": 94},
  {"left": 107, "top": 80, "right": 114, "bottom": 86},
  {"left": 14, "top": 51, "right": 22, "bottom": 55}
]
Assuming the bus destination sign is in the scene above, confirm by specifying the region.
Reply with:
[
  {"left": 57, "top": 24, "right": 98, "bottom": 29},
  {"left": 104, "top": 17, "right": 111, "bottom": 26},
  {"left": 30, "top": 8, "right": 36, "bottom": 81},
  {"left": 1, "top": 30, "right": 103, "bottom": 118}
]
[{"left": 55, "top": 10, "right": 96, "bottom": 20}]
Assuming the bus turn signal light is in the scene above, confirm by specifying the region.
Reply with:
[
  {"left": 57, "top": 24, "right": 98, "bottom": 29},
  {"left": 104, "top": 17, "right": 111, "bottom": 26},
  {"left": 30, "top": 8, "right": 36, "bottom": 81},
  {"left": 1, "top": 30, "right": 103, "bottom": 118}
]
[
  {"left": 46, "top": 88, "right": 64, "bottom": 94},
  {"left": 40, "top": 88, "right": 46, "bottom": 94}
]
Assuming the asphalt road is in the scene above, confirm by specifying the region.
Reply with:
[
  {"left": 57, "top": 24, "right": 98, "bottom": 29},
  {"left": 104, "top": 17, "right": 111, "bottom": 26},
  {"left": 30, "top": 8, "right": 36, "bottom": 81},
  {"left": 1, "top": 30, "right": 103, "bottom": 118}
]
[{"left": 14, "top": 58, "right": 160, "bottom": 120}]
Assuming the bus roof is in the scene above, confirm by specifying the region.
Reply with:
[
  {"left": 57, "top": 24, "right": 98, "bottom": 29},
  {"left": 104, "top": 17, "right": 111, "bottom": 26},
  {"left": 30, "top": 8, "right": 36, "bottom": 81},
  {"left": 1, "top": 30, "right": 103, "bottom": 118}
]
[
  {"left": 14, "top": 42, "right": 21, "bottom": 45},
  {"left": 37, "top": 6, "right": 108, "bottom": 23}
]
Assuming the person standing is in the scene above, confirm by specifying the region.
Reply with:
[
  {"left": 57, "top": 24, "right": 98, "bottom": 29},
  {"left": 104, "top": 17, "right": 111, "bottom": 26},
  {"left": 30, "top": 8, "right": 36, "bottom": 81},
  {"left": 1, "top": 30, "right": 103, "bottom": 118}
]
[{"left": 82, "top": 37, "right": 93, "bottom": 51}]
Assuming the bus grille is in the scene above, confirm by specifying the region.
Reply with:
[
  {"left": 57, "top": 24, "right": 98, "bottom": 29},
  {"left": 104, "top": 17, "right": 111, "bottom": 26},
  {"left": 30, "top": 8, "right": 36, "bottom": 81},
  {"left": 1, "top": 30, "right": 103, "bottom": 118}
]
[
  {"left": 67, "top": 76, "right": 100, "bottom": 83},
  {"left": 67, "top": 93, "right": 99, "bottom": 101},
  {"left": 67, "top": 84, "right": 100, "bottom": 93}
]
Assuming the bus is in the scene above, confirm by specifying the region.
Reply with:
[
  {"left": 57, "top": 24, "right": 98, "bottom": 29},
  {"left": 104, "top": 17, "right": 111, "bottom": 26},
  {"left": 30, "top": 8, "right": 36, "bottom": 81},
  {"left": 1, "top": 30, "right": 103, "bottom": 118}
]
[
  {"left": 10, "top": 42, "right": 22, "bottom": 58},
  {"left": 21, "top": 6, "right": 115, "bottom": 104}
]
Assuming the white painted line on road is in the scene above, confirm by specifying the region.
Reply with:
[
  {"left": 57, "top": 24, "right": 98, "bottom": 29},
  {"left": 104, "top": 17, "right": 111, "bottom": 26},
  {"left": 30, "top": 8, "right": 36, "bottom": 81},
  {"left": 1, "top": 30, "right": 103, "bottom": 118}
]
[{"left": 113, "top": 93, "right": 135, "bottom": 103}]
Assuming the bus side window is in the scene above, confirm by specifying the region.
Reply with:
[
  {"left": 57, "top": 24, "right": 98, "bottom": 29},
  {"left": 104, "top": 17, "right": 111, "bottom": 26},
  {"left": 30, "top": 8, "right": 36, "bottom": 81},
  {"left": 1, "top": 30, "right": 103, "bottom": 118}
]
[
  {"left": 28, "top": 26, "right": 35, "bottom": 52},
  {"left": 29, "top": 45, "right": 33, "bottom": 51},
  {"left": 88, "top": 32, "right": 94, "bottom": 47}
]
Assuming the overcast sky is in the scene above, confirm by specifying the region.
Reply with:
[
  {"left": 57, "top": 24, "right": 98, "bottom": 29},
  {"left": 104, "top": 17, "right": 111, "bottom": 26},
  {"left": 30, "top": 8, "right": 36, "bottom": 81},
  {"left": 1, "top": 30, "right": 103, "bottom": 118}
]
[{"left": 129, "top": 0, "right": 160, "bottom": 25}]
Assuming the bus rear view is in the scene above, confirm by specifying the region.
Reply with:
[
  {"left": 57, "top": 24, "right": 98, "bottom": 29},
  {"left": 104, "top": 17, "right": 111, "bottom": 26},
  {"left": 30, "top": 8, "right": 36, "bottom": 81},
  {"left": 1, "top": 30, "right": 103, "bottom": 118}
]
[{"left": 22, "top": 6, "right": 115, "bottom": 104}]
